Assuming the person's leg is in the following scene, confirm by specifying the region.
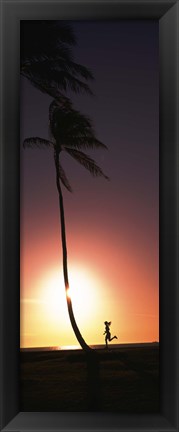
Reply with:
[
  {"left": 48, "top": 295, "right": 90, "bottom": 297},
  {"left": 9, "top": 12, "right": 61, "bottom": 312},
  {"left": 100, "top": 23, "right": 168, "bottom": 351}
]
[{"left": 109, "top": 335, "right": 117, "bottom": 341}]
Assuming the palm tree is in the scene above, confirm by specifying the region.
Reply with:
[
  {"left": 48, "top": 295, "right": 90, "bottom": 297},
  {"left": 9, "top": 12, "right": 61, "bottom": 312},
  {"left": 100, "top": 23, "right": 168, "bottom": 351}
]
[
  {"left": 21, "top": 21, "right": 93, "bottom": 99},
  {"left": 23, "top": 98, "right": 109, "bottom": 352}
]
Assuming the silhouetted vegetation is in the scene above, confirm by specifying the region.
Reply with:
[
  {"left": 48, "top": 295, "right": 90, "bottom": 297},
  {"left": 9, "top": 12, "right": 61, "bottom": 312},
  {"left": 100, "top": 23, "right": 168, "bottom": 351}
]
[
  {"left": 23, "top": 98, "right": 108, "bottom": 351},
  {"left": 22, "top": 23, "right": 108, "bottom": 352},
  {"left": 21, "top": 21, "right": 93, "bottom": 99}
]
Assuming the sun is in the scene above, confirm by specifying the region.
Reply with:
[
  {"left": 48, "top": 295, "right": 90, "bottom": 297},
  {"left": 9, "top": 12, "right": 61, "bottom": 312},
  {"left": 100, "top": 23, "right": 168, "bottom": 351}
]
[{"left": 40, "top": 265, "right": 100, "bottom": 326}]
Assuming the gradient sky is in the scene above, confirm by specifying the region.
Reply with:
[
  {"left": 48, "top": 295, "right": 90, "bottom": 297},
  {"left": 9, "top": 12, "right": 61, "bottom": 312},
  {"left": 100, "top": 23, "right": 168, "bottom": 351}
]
[{"left": 20, "top": 21, "right": 159, "bottom": 348}]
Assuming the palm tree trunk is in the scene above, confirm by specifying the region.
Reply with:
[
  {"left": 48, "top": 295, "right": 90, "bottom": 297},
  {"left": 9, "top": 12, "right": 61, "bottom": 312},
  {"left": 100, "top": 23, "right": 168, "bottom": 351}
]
[{"left": 54, "top": 149, "right": 92, "bottom": 352}]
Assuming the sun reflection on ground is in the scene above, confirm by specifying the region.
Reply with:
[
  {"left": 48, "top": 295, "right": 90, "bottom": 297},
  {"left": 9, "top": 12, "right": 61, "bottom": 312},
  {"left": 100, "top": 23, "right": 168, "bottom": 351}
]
[{"left": 59, "top": 345, "right": 81, "bottom": 350}]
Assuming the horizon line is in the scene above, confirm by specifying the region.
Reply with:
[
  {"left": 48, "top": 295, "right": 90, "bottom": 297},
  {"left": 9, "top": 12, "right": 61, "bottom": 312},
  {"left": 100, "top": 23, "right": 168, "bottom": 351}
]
[{"left": 20, "top": 341, "right": 159, "bottom": 351}]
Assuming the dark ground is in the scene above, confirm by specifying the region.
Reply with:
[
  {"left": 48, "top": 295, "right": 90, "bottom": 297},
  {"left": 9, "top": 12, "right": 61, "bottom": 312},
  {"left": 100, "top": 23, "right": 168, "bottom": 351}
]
[{"left": 20, "top": 345, "right": 159, "bottom": 412}]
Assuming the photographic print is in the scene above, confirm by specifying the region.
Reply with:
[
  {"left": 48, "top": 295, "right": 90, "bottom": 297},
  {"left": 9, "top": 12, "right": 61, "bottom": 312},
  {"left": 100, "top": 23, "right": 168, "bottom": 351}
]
[{"left": 20, "top": 20, "right": 159, "bottom": 412}]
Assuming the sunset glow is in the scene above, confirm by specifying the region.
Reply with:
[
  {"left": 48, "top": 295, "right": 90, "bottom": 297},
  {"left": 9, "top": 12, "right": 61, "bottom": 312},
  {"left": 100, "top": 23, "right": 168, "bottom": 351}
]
[{"left": 42, "top": 266, "right": 99, "bottom": 322}]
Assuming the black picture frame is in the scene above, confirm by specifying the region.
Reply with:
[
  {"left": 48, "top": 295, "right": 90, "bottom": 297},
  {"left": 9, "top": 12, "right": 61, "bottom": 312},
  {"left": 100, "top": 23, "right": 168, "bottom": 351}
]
[{"left": 0, "top": 1, "right": 178, "bottom": 431}]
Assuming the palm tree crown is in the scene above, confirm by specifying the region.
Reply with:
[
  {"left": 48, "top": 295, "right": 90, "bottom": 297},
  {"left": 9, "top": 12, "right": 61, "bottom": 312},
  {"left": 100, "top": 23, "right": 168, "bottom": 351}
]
[
  {"left": 24, "top": 98, "right": 109, "bottom": 191},
  {"left": 21, "top": 21, "right": 93, "bottom": 99}
]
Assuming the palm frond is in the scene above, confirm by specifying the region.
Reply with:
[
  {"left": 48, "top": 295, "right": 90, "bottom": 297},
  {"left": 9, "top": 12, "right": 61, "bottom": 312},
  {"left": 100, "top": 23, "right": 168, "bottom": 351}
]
[
  {"left": 21, "top": 46, "right": 73, "bottom": 70},
  {"left": 58, "top": 163, "right": 72, "bottom": 192},
  {"left": 42, "top": 58, "right": 94, "bottom": 81},
  {"left": 21, "top": 21, "right": 93, "bottom": 98},
  {"left": 21, "top": 21, "right": 76, "bottom": 63},
  {"left": 64, "top": 137, "right": 107, "bottom": 151},
  {"left": 49, "top": 102, "right": 107, "bottom": 151},
  {"left": 23, "top": 137, "right": 54, "bottom": 149},
  {"left": 65, "top": 61, "right": 94, "bottom": 80},
  {"left": 65, "top": 148, "right": 109, "bottom": 180},
  {"left": 53, "top": 22, "right": 76, "bottom": 45},
  {"left": 49, "top": 97, "right": 72, "bottom": 124},
  {"left": 21, "top": 55, "right": 94, "bottom": 82},
  {"left": 22, "top": 67, "right": 93, "bottom": 96},
  {"left": 21, "top": 71, "right": 65, "bottom": 99},
  {"left": 61, "top": 72, "right": 93, "bottom": 94}
]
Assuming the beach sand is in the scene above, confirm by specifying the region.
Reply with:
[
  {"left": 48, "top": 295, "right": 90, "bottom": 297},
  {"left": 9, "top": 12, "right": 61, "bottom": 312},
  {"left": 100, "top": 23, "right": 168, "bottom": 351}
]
[{"left": 20, "top": 345, "right": 159, "bottom": 412}]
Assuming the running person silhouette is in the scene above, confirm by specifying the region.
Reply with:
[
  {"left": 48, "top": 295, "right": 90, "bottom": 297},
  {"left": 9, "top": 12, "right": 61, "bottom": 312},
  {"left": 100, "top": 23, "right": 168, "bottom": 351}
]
[{"left": 103, "top": 321, "right": 117, "bottom": 348}]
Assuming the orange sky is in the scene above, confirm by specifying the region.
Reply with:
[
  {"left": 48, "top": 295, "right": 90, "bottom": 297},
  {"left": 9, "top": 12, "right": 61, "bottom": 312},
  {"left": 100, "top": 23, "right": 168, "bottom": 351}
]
[
  {"left": 20, "top": 221, "right": 159, "bottom": 347},
  {"left": 20, "top": 160, "right": 159, "bottom": 348}
]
